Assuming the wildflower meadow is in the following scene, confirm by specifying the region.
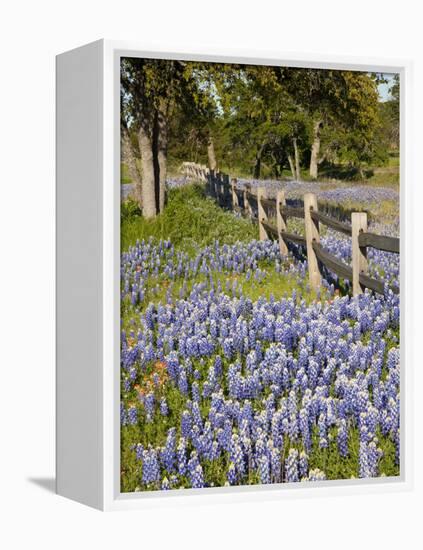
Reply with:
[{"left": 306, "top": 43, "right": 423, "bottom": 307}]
[{"left": 120, "top": 181, "right": 400, "bottom": 492}]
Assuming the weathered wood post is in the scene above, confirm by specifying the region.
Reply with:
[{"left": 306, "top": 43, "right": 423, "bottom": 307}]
[
  {"left": 244, "top": 184, "right": 252, "bottom": 218},
  {"left": 223, "top": 174, "right": 230, "bottom": 206},
  {"left": 304, "top": 193, "right": 321, "bottom": 290},
  {"left": 276, "top": 190, "right": 288, "bottom": 256},
  {"left": 352, "top": 212, "right": 368, "bottom": 296},
  {"left": 209, "top": 169, "right": 216, "bottom": 198},
  {"left": 257, "top": 187, "right": 269, "bottom": 241},
  {"left": 231, "top": 178, "right": 239, "bottom": 211},
  {"left": 202, "top": 165, "right": 208, "bottom": 182},
  {"left": 215, "top": 171, "right": 220, "bottom": 204}
]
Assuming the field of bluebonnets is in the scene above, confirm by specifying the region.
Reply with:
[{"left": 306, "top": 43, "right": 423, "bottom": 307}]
[{"left": 120, "top": 177, "right": 400, "bottom": 492}]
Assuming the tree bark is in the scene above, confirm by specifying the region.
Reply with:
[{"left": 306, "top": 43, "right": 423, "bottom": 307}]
[
  {"left": 293, "top": 138, "right": 301, "bottom": 181},
  {"left": 156, "top": 108, "right": 168, "bottom": 213},
  {"left": 253, "top": 155, "right": 261, "bottom": 179},
  {"left": 207, "top": 136, "right": 217, "bottom": 172},
  {"left": 287, "top": 154, "right": 296, "bottom": 180},
  {"left": 309, "top": 120, "right": 323, "bottom": 180},
  {"left": 138, "top": 124, "right": 157, "bottom": 219},
  {"left": 253, "top": 143, "right": 266, "bottom": 179},
  {"left": 122, "top": 129, "right": 142, "bottom": 205}
]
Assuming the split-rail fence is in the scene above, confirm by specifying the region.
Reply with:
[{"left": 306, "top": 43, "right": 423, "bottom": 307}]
[{"left": 181, "top": 162, "right": 399, "bottom": 297}]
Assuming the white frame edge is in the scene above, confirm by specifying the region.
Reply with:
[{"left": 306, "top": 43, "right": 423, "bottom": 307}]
[{"left": 57, "top": 39, "right": 413, "bottom": 511}]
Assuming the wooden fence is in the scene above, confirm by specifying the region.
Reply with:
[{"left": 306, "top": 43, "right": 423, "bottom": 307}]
[{"left": 182, "top": 163, "right": 399, "bottom": 297}]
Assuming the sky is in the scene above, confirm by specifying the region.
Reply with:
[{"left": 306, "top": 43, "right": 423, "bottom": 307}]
[{"left": 378, "top": 73, "right": 397, "bottom": 102}]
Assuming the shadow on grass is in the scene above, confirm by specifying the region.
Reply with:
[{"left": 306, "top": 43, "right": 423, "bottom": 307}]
[{"left": 318, "top": 163, "right": 374, "bottom": 181}]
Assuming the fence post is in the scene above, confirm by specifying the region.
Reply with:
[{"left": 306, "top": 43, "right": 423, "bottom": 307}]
[
  {"left": 223, "top": 174, "right": 230, "bottom": 206},
  {"left": 276, "top": 190, "right": 288, "bottom": 256},
  {"left": 304, "top": 193, "right": 321, "bottom": 290},
  {"left": 215, "top": 171, "right": 220, "bottom": 204},
  {"left": 244, "top": 184, "right": 253, "bottom": 218},
  {"left": 231, "top": 178, "right": 239, "bottom": 211},
  {"left": 257, "top": 187, "right": 269, "bottom": 240},
  {"left": 211, "top": 170, "right": 217, "bottom": 197},
  {"left": 352, "top": 212, "right": 368, "bottom": 296}
]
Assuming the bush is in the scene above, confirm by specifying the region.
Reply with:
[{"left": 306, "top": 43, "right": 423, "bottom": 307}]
[{"left": 121, "top": 183, "right": 258, "bottom": 253}]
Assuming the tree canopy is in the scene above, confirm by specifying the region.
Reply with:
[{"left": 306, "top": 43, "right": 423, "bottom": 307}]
[{"left": 121, "top": 57, "right": 399, "bottom": 217}]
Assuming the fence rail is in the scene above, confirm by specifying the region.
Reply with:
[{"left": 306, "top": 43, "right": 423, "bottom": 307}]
[
  {"left": 312, "top": 242, "right": 353, "bottom": 281},
  {"left": 182, "top": 162, "right": 399, "bottom": 297},
  {"left": 281, "top": 231, "right": 307, "bottom": 247},
  {"left": 310, "top": 210, "right": 352, "bottom": 236},
  {"left": 280, "top": 205, "right": 305, "bottom": 219},
  {"left": 358, "top": 232, "right": 400, "bottom": 254}
]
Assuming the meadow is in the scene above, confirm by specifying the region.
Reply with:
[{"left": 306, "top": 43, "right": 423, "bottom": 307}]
[{"left": 120, "top": 180, "right": 400, "bottom": 492}]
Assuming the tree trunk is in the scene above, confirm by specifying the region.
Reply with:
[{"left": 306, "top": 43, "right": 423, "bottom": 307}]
[
  {"left": 207, "top": 136, "right": 217, "bottom": 172},
  {"left": 253, "top": 155, "right": 261, "bottom": 179},
  {"left": 287, "top": 154, "right": 296, "bottom": 180},
  {"left": 122, "top": 130, "right": 142, "bottom": 205},
  {"left": 253, "top": 143, "right": 265, "bottom": 179},
  {"left": 293, "top": 138, "right": 301, "bottom": 181},
  {"left": 309, "top": 120, "right": 323, "bottom": 180},
  {"left": 138, "top": 124, "right": 157, "bottom": 219},
  {"left": 157, "top": 109, "right": 168, "bottom": 213}
]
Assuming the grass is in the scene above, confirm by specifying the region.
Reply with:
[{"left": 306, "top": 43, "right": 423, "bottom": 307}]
[
  {"left": 121, "top": 183, "right": 258, "bottom": 253},
  {"left": 121, "top": 163, "right": 132, "bottom": 184}
]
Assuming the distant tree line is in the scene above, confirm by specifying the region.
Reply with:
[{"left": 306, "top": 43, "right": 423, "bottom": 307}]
[{"left": 121, "top": 58, "right": 399, "bottom": 219}]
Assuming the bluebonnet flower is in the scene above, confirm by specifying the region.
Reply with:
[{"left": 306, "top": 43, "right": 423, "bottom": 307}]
[
  {"left": 142, "top": 448, "right": 160, "bottom": 485},
  {"left": 187, "top": 452, "right": 205, "bottom": 488},
  {"left": 120, "top": 403, "right": 128, "bottom": 426},
  {"left": 161, "top": 428, "right": 176, "bottom": 473},
  {"left": 181, "top": 410, "right": 192, "bottom": 439},
  {"left": 217, "top": 419, "right": 232, "bottom": 452},
  {"left": 161, "top": 477, "right": 170, "bottom": 490},
  {"left": 285, "top": 449, "right": 299, "bottom": 482},
  {"left": 230, "top": 434, "right": 245, "bottom": 478},
  {"left": 178, "top": 368, "right": 189, "bottom": 395},
  {"left": 177, "top": 437, "right": 187, "bottom": 476},
  {"left": 128, "top": 406, "right": 138, "bottom": 425},
  {"left": 308, "top": 468, "right": 327, "bottom": 481},
  {"left": 135, "top": 443, "right": 143, "bottom": 461},
  {"left": 258, "top": 454, "right": 271, "bottom": 484},
  {"left": 318, "top": 413, "right": 328, "bottom": 448},
  {"left": 359, "top": 439, "right": 370, "bottom": 478},
  {"left": 144, "top": 393, "right": 155, "bottom": 422},
  {"left": 269, "top": 442, "right": 281, "bottom": 483},
  {"left": 227, "top": 462, "right": 237, "bottom": 485},
  {"left": 192, "top": 381, "right": 201, "bottom": 402},
  {"left": 337, "top": 418, "right": 348, "bottom": 457},
  {"left": 299, "top": 451, "right": 309, "bottom": 479},
  {"left": 160, "top": 397, "right": 168, "bottom": 416}
]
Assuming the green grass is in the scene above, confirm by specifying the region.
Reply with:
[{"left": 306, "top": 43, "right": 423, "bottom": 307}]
[
  {"left": 121, "top": 162, "right": 132, "bottom": 184},
  {"left": 121, "top": 183, "right": 259, "bottom": 253}
]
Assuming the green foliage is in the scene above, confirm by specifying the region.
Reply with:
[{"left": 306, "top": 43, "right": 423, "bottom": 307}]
[
  {"left": 122, "top": 57, "right": 399, "bottom": 189},
  {"left": 121, "top": 197, "right": 142, "bottom": 220},
  {"left": 120, "top": 162, "right": 132, "bottom": 184},
  {"left": 121, "top": 183, "right": 258, "bottom": 253}
]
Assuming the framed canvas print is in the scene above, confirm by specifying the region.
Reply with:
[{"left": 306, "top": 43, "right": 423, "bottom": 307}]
[{"left": 56, "top": 40, "right": 413, "bottom": 510}]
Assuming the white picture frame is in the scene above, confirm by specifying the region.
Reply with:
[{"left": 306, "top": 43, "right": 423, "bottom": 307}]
[{"left": 56, "top": 39, "right": 413, "bottom": 510}]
